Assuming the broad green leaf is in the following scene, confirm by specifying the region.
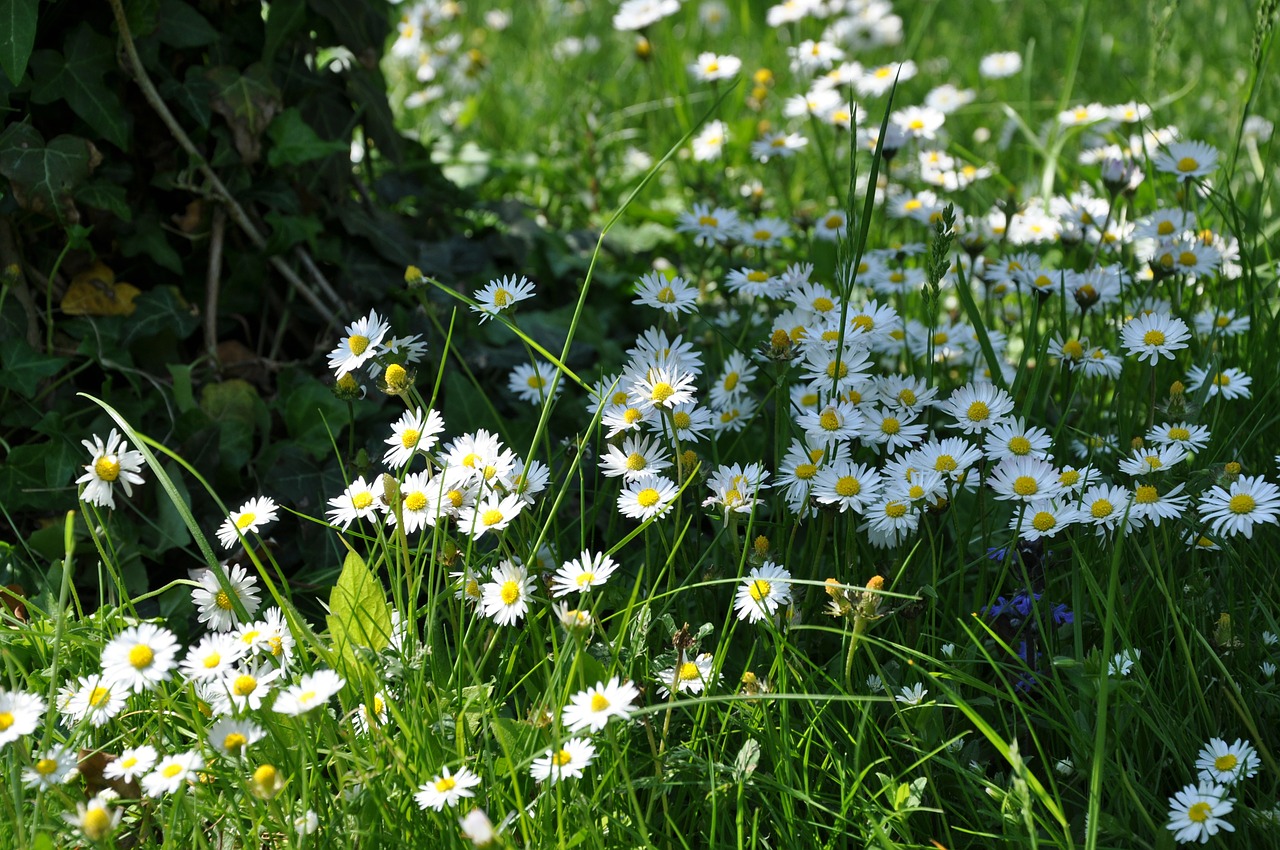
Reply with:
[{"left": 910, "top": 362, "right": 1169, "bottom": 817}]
[
  {"left": 266, "top": 107, "right": 346, "bottom": 167},
  {"left": 263, "top": 209, "right": 323, "bottom": 254},
  {"left": 74, "top": 180, "right": 132, "bottom": 222},
  {"left": 207, "top": 63, "right": 282, "bottom": 164},
  {"left": 199, "top": 379, "right": 264, "bottom": 473},
  {"left": 156, "top": 0, "right": 219, "bottom": 48},
  {"left": 0, "top": 124, "right": 98, "bottom": 224},
  {"left": 264, "top": 0, "right": 308, "bottom": 64},
  {"left": 327, "top": 550, "right": 392, "bottom": 682},
  {"left": 29, "top": 25, "right": 131, "bottom": 150},
  {"left": 0, "top": 337, "right": 68, "bottom": 399},
  {"left": 279, "top": 368, "right": 347, "bottom": 459},
  {"left": 0, "top": 0, "right": 38, "bottom": 85},
  {"left": 119, "top": 215, "right": 183, "bottom": 274},
  {"left": 119, "top": 287, "right": 199, "bottom": 347}
]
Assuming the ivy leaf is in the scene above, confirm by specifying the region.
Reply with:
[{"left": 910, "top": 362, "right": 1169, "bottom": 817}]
[
  {"left": 263, "top": 0, "right": 307, "bottom": 62},
  {"left": 266, "top": 107, "right": 346, "bottom": 167},
  {"left": 0, "top": 124, "right": 100, "bottom": 224},
  {"left": 0, "top": 337, "right": 68, "bottom": 399},
  {"left": 0, "top": 0, "right": 38, "bottom": 85},
  {"left": 207, "top": 63, "right": 282, "bottom": 164},
  {"left": 156, "top": 0, "right": 219, "bottom": 49},
  {"left": 29, "top": 25, "right": 131, "bottom": 150},
  {"left": 74, "top": 181, "right": 132, "bottom": 222}
]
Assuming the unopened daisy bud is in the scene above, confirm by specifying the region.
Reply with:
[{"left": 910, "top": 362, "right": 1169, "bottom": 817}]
[
  {"left": 753, "top": 535, "right": 770, "bottom": 559},
  {"left": 404, "top": 265, "right": 425, "bottom": 286},
  {"left": 333, "top": 373, "right": 361, "bottom": 400},
  {"left": 753, "top": 68, "right": 773, "bottom": 86},
  {"left": 769, "top": 328, "right": 792, "bottom": 356},
  {"left": 741, "top": 671, "right": 761, "bottom": 695},
  {"left": 380, "top": 363, "right": 412, "bottom": 395},
  {"left": 634, "top": 36, "right": 652, "bottom": 60},
  {"left": 251, "top": 763, "right": 283, "bottom": 799},
  {"left": 1170, "top": 381, "right": 1185, "bottom": 396},
  {"left": 857, "top": 576, "right": 885, "bottom": 621},
  {"left": 381, "top": 473, "right": 401, "bottom": 511},
  {"left": 2, "top": 263, "right": 19, "bottom": 284},
  {"left": 1224, "top": 461, "right": 1242, "bottom": 476},
  {"left": 1130, "top": 437, "right": 1144, "bottom": 451},
  {"left": 679, "top": 448, "right": 699, "bottom": 479}
]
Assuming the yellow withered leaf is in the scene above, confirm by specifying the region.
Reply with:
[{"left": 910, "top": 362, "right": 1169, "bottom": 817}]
[{"left": 61, "top": 261, "right": 140, "bottom": 316}]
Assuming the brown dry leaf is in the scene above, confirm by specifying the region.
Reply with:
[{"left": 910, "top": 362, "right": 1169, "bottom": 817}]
[{"left": 61, "top": 261, "right": 140, "bottom": 316}]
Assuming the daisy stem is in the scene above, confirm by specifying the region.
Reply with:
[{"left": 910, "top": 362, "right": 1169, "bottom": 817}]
[{"left": 40, "top": 510, "right": 76, "bottom": 750}]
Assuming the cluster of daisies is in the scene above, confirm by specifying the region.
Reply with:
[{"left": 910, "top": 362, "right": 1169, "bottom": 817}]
[
  {"left": 1166, "top": 738, "right": 1260, "bottom": 844},
  {"left": 0, "top": 568, "right": 340, "bottom": 842}
]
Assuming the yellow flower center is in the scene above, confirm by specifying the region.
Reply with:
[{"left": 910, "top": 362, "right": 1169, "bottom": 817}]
[
  {"left": 446, "top": 490, "right": 464, "bottom": 508},
  {"left": 1213, "top": 372, "right": 1230, "bottom": 386},
  {"left": 835, "top": 476, "right": 861, "bottom": 497},
  {"left": 576, "top": 572, "right": 596, "bottom": 587},
  {"left": 672, "top": 411, "right": 692, "bottom": 429},
  {"left": 224, "top": 732, "right": 248, "bottom": 752},
  {"left": 253, "top": 764, "right": 277, "bottom": 787},
  {"left": 880, "top": 418, "right": 901, "bottom": 435},
  {"left": 352, "top": 491, "right": 374, "bottom": 510},
  {"left": 1059, "top": 470, "right": 1080, "bottom": 487},
  {"left": 1228, "top": 494, "right": 1256, "bottom": 514},
  {"left": 163, "top": 763, "right": 184, "bottom": 778},
  {"left": 348, "top": 334, "right": 371, "bottom": 357},
  {"left": 812, "top": 296, "right": 834, "bottom": 313},
  {"left": 499, "top": 580, "right": 521, "bottom": 605},
  {"left": 908, "top": 485, "right": 925, "bottom": 499},
  {"left": 1178, "top": 251, "right": 1198, "bottom": 267},
  {"left": 819, "top": 410, "right": 841, "bottom": 431},
  {"left": 215, "top": 590, "right": 234, "bottom": 610},
  {"left": 590, "top": 693, "right": 610, "bottom": 712},
  {"left": 698, "top": 215, "right": 718, "bottom": 227},
  {"left": 935, "top": 455, "right": 957, "bottom": 473},
  {"left": 526, "top": 374, "right": 546, "bottom": 389},
  {"left": 1090, "top": 499, "right": 1114, "bottom": 518},
  {"left": 791, "top": 463, "right": 817, "bottom": 481},
  {"left": 677, "top": 661, "right": 701, "bottom": 681},
  {"left": 1008, "top": 436, "right": 1031, "bottom": 455},
  {"left": 404, "top": 492, "right": 427, "bottom": 512},
  {"left": 1031, "top": 511, "right": 1056, "bottom": 532},
  {"left": 1187, "top": 801, "right": 1212, "bottom": 823},
  {"left": 966, "top": 401, "right": 990, "bottom": 422},
  {"left": 1142, "top": 329, "right": 1166, "bottom": 346},
  {"left": 493, "top": 288, "right": 511, "bottom": 307},
  {"left": 552, "top": 749, "right": 573, "bottom": 767},
  {"left": 885, "top": 502, "right": 907, "bottom": 518},
  {"left": 650, "top": 382, "right": 675, "bottom": 404},
  {"left": 753, "top": 230, "right": 772, "bottom": 242},
  {"left": 636, "top": 488, "right": 660, "bottom": 508},
  {"left": 481, "top": 509, "right": 505, "bottom": 527},
  {"left": 825, "top": 214, "right": 844, "bottom": 228},
  {"left": 203, "top": 652, "right": 222, "bottom": 669},
  {"left": 722, "top": 373, "right": 740, "bottom": 392},
  {"left": 624, "top": 407, "right": 645, "bottom": 424},
  {"left": 120, "top": 756, "right": 137, "bottom": 769},
  {"left": 1225, "top": 462, "right": 1241, "bottom": 474},
  {"left": 1012, "top": 476, "right": 1038, "bottom": 497},
  {"left": 128, "top": 644, "right": 154, "bottom": 669},
  {"left": 748, "top": 579, "right": 772, "bottom": 601},
  {"left": 1214, "top": 753, "right": 1238, "bottom": 771},
  {"left": 82, "top": 806, "right": 113, "bottom": 840},
  {"left": 657, "top": 286, "right": 676, "bottom": 303},
  {"left": 1215, "top": 315, "right": 1231, "bottom": 328},
  {"left": 233, "top": 675, "right": 258, "bottom": 696},
  {"left": 35, "top": 758, "right": 57, "bottom": 776},
  {"left": 933, "top": 331, "right": 949, "bottom": 345},
  {"left": 0, "top": 712, "right": 12, "bottom": 731},
  {"left": 1168, "top": 427, "right": 1191, "bottom": 441},
  {"left": 904, "top": 199, "right": 922, "bottom": 212},
  {"left": 435, "top": 775, "right": 457, "bottom": 792},
  {"left": 1175, "top": 157, "right": 1200, "bottom": 173},
  {"left": 1134, "top": 485, "right": 1158, "bottom": 504},
  {"left": 625, "top": 452, "right": 647, "bottom": 471},
  {"left": 827, "top": 360, "right": 848, "bottom": 379},
  {"left": 94, "top": 456, "right": 121, "bottom": 482},
  {"left": 89, "top": 686, "right": 110, "bottom": 707},
  {"left": 399, "top": 428, "right": 421, "bottom": 450}
]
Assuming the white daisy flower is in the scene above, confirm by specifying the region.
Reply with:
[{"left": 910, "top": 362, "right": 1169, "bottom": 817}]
[
  {"left": 382, "top": 407, "right": 446, "bottom": 469},
  {"left": 987, "top": 457, "right": 1063, "bottom": 503},
  {"left": 471, "top": 275, "right": 535, "bottom": 322},
  {"left": 273, "top": 669, "right": 345, "bottom": 716},
  {"left": 1186, "top": 365, "right": 1252, "bottom": 401},
  {"left": 813, "top": 461, "right": 883, "bottom": 514},
  {"left": 191, "top": 562, "right": 262, "bottom": 632},
  {"left": 61, "top": 674, "right": 126, "bottom": 728},
  {"left": 733, "top": 561, "right": 792, "bottom": 624},
  {"left": 75, "top": 429, "right": 146, "bottom": 509},
  {"left": 1120, "top": 313, "right": 1191, "bottom": 365},
  {"left": 327, "top": 310, "right": 389, "bottom": 379},
  {"left": 456, "top": 492, "right": 526, "bottom": 540},
  {"left": 1154, "top": 140, "right": 1219, "bottom": 180},
  {"left": 142, "top": 751, "right": 203, "bottom": 798},
  {"left": 617, "top": 474, "right": 679, "bottom": 521},
  {"left": 23, "top": 745, "right": 77, "bottom": 790},
  {"left": 1197, "top": 475, "right": 1280, "bottom": 539},
  {"left": 101, "top": 623, "right": 180, "bottom": 694},
  {"left": 561, "top": 677, "right": 640, "bottom": 733},
  {"left": 632, "top": 271, "right": 699, "bottom": 314},
  {"left": 688, "top": 51, "right": 741, "bottom": 81},
  {"left": 208, "top": 717, "right": 265, "bottom": 758},
  {"left": 0, "top": 689, "right": 46, "bottom": 748},
  {"left": 530, "top": 738, "right": 595, "bottom": 784},
  {"left": 103, "top": 744, "right": 157, "bottom": 783},
  {"left": 508, "top": 361, "right": 562, "bottom": 405},
  {"left": 941, "top": 383, "right": 1015, "bottom": 434},
  {"left": 551, "top": 550, "right": 619, "bottom": 597},
  {"left": 480, "top": 560, "right": 534, "bottom": 626},
  {"left": 979, "top": 51, "right": 1021, "bottom": 78},
  {"left": 656, "top": 652, "right": 717, "bottom": 698},
  {"left": 325, "top": 475, "right": 383, "bottom": 530},
  {"left": 1195, "top": 738, "right": 1260, "bottom": 786},
  {"left": 1166, "top": 781, "right": 1234, "bottom": 843},
  {"left": 415, "top": 765, "right": 482, "bottom": 810}
]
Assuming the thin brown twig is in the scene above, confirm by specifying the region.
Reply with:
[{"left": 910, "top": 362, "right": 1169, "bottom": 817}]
[
  {"left": 204, "top": 205, "right": 226, "bottom": 363},
  {"left": 104, "top": 0, "right": 341, "bottom": 325}
]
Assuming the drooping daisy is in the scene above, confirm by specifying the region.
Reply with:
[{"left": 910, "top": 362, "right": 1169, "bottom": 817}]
[
  {"left": 471, "top": 275, "right": 536, "bottom": 322},
  {"left": 382, "top": 407, "right": 446, "bottom": 469},
  {"left": 1154, "top": 140, "right": 1219, "bottom": 180},
  {"left": 1166, "top": 781, "right": 1234, "bottom": 844},
  {"left": 656, "top": 652, "right": 717, "bottom": 698},
  {"left": 895, "top": 683, "right": 929, "bottom": 705},
  {"left": 103, "top": 744, "right": 157, "bottom": 783},
  {"left": 561, "top": 677, "right": 640, "bottom": 732},
  {"left": 75, "top": 429, "right": 146, "bottom": 510},
  {"left": 940, "top": 383, "right": 1015, "bottom": 434},
  {"left": 531, "top": 738, "right": 596, "bottom": 784},
  {"left": 0, "top": 689, "right": 46, "bottom": 748},
  {"left": 551, "top": 550, "right": 619, "bottom": 597},
  {"left": 191, "top": 563, "right": 262, "bottom": 633},
  {"left": 208, "top": 717, "right": 265, "bottom": 758},
  {"left": 1197, "top": 475, "right": 1280, "bottom": 539},
  {"left": 618, "top": 473, "right": 679, "bottom": 521},
  {"left": 734, "top": 561, "right": 793, "bottom": 624},
  {"left": 328, "top": 310, "right": 390, "bottom": 379},
  {"left": 326, "top": 476, "right": 383, "bottom": 530},
  {"left": 101, "top": 623, "right": 180, "bottom": 694},
  {"left": 1195, "top": 738, "right": 1260, "bottom": 786},
  {"left": 216, "top": 495, "right": 279, "bottom": 550},
  {"left": 480, "top": 560, "right": 534, "bottom": 626},
  {"left": 416, "top": 764, "right": 483, "bottom": 810},
  {"left": 1120, "top": 313, "right": 1191, "bottom": 365},
  {"left": 142, "top": 751, "right": 204, "bottom": 798},
  {"left": 272, "top": 669, "right": 345, "bottom": 716},
  {"left": 353, "top": 693, "right": 389, "bottom": 735},
  {"left": 23, "top": 745, "right": 77, "bottom": 790},
  {"left": 633, "top": 271, "right": 699, "bottom": 314}
]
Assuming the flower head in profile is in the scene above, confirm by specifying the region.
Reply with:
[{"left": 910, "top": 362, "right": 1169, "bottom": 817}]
[
  {"left": 1154, "top": 140, "right": 1219, "bottom": 181},
  {"left": 561, "top": 677, "right": 640, "bottom": 733},
  {"left": 63, "top": 794, "right": 122, "bottom": 842},
  {"left": 328, "top": 310, "right": 389, "bottom": 379},
  {"left": 415, "top": 764, "right": 482, "bottom": 811},
  {"left": 217, "top": 496, "right": 280, "bottom": 550},
  {"left": 472, "top": 275, "right": 535, "bottom": 322},
  {"left": 76, "top": 429, "right": 146, "bottom": 509}
]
